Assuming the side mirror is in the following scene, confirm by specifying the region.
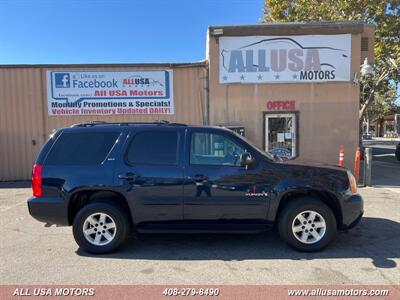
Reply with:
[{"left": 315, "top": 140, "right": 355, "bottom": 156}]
[
  {"left": 240, "top": 152, "right": 254, "bottom": 168},
  {"left": 273, "top": 154, "right": 284, "bottom": 163}
]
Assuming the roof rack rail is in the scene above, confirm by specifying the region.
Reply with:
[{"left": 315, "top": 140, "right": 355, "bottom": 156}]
[
  {"left": 154, "top": 120, "right": 188, "bottom": 126},
  {"left": 70, "top": 120, "right": 187, "bottom": 128},
  {"left": 155, "top": 119, "right": 170, "bottom": 124},
  {"left": 71, "top": 121, "right": 108, "bottom": 127}
]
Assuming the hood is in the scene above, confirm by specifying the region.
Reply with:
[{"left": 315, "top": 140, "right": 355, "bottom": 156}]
[
  {"left": 283, "top": 160, "right": 347, "bottom": 172},
  {"left": 270, "top": 159, "right": 350, "bottom": 192}
]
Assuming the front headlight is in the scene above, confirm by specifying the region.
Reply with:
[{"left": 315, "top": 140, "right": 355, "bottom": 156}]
[{"left": 347, "top": 171, "right": 357, "bottom": 194}]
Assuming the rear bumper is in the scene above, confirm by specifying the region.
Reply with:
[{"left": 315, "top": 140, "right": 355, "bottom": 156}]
[
  {"left": 341, "top": 193, "right": 364, "bottom": 229},
  {"left": 27, "top": 196, "right": 69, "bottom": 226}
]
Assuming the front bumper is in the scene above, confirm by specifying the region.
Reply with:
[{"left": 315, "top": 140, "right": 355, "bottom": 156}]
[
  {"left": 340, "top": 193, "right": 364, "bottom": 229},
  {"left": 27, "top": 196, "right": 69, "bottom": 226}
]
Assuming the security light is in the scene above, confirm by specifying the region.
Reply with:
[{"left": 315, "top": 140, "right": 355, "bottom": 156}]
[{"left": 361, "top": 57, "right": 373, "bottom": 76}]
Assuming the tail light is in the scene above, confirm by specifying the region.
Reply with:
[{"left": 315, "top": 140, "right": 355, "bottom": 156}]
[{"left": 32, "top": 164, "right": 43, "bottom": 197}]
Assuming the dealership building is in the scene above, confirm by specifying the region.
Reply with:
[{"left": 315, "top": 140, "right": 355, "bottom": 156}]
[{"left": 0, "top": 21, "right": 374, "bottom": 180}]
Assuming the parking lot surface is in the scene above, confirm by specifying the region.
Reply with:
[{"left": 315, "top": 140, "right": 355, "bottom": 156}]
[{"left": 1, "top": 184, "right": 399, "bottom": 285}]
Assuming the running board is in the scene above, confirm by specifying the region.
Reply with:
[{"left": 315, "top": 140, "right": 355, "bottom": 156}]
[{"left": 136, "top": 223, "right": 273, "bottom": 234}]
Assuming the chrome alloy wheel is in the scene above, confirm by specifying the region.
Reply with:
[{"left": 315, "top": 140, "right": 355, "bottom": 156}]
[
  {"left": 83, "top": 213, "right": 117, "bottom": 246},
  {"left": 292, "top": 210, "right": 326, "bottom": 244}
]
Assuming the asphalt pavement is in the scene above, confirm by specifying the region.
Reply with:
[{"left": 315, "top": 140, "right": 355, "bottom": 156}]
[
  {"left": 0, "top": 185, "right": 399, "bottom": 285},
  {"left": 366, "top": 141, "right": 400, "bottom": 187}
]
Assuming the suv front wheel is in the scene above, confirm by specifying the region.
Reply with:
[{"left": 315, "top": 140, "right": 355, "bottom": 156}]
[
  {"left": 72, "top": 202, "right": 130, "bottom": 254},
  {"left": 278, "top": 197, "right": 337, "bottom": 252}
]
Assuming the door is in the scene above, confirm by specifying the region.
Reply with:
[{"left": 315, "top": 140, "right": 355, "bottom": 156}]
[
  {"left": 265, "top": 113, "right": 297, "bottom": 159},
  {"left": 116, "top": 128, "right": 184, "bottom": 224},
  {"left": 183, "top": 129, "right": 268, "bottom": 222}
]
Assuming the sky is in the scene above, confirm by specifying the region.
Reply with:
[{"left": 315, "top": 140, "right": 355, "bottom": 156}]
[{"left": 0, "top": 0, "right": 264, "bottom": 64}]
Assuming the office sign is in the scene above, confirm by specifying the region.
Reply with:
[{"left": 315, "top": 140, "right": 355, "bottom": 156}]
[
  {"left": 266, "top": 100, "right": 296, "bottom": 110},
  {"left": 47, "top": 70, "right": 173, "bottom": 115},
  {"left": 219, "top": 34, "right": 351, "bottom": 83}
]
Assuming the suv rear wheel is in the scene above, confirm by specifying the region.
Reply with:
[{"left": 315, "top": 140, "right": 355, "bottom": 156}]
[
  {"left": 72, "top": 202, "right": 130, "bottom": 254},
  {"left": 278, "top": 197, "right": 337, "bottom": 252}
]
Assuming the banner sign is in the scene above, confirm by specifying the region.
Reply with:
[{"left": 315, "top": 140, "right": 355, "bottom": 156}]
[
  {"left": 219, "top": 34, "right": 351, "bottom": 84},
  {"left": 47, "top": 70, "right": 173, "bottom": 115}
]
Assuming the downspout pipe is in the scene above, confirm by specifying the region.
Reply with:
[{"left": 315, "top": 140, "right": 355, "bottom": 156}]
[{"left": 202, "top": 63, "right": 210, "bottom": 125}]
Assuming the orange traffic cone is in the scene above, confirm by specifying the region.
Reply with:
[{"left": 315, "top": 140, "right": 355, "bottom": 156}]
[
  {"left": 338, "top": 145, "right": 345, "bottom": 167},
  {"left": 354, "top": 147, "right": 361, "bottom": 183}
]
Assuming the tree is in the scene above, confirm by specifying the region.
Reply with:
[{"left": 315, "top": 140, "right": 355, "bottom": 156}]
[
  {"left": 262, "top": 0, "right": 400, "bottom": 122},
  {"left": 363, "top": 83, "right": 397, "bottom": 135}
]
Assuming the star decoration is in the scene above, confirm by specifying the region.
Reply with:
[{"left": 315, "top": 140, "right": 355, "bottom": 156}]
[
  {"left": 257, "top": 74, "right": 263, "bottom": 80},
  {"left": 240, "top": 75, "right": 245, "bottom": 80},
  {"left": 223, "top": 76, "right": 228, "bottom": 81},
  {"left": 274, "top": 74, "right": 280, "bottom": 80},
  {"left": 292, "top": 74, "right": 298, "bottom": 79}
]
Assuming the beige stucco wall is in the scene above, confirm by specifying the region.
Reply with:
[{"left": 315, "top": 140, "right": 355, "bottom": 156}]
[
  {"left": 208, "top": 26, "right": 374, "bottom": 170},
  {"left": 0, "top": 64, "right": 206, "bottom": 180},
  {"left": 0, "top": 68, "right": 45, "bottom": 181}
]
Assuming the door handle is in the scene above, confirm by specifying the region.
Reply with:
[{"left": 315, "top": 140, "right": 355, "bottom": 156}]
[
  {"left": 118, "top": 173, "right": 138, "bottom": 180},
  {"left": 193, "top": 174, "right": 208, "bottom": 182}
]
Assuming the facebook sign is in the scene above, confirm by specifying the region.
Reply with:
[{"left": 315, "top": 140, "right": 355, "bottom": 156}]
[
  {"left": 54, "top": 73, "right": 70, "bottom": 88},
  {"left": 47, "top": 70, "right": 174, "bottom": 116}
]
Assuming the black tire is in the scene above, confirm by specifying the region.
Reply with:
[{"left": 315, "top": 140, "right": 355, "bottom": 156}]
[
  {"left": 72, "top": 202, "right": 130, "bottom": 254},
  {"left": 278, "top": 197, "right": 337, "bottom": 252}
]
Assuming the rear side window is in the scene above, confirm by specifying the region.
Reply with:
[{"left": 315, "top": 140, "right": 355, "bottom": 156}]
[
  {"left": 127, "top": 131, "right": 178, "bottom": 165},
  {"left": 45, "top": 132, "right": 119, "bottom": 165}
]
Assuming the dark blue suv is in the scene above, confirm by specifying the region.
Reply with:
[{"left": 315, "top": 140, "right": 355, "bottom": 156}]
[{"left": 28, "top": 121, "right": 363, "bottom": 253}]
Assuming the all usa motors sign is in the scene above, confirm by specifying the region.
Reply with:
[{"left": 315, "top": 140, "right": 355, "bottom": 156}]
[
  {"left": 47, "top": 70, "right": 173, "bottom": 115},
  {"left": 219, "top": 34, "right": 351, "bottom": 84}
]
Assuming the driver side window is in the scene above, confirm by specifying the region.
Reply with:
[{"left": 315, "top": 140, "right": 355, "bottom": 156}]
[{"left": 190, "top": 132, "right": 245, "bottom": 166}]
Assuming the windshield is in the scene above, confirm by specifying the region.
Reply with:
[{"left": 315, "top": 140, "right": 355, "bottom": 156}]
[{"left": 231, "top": 131, "right": 275, "bottom": 161}]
